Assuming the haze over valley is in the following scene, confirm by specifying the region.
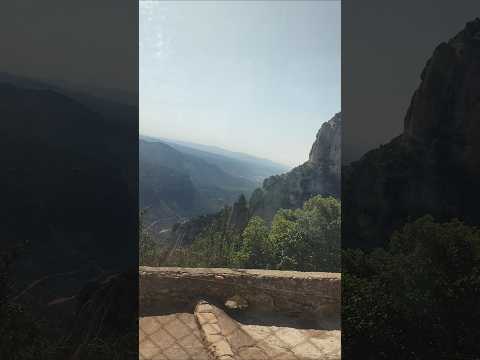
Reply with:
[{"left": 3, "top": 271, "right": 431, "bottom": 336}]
[
  {"left": 139, "top": 134, "right": 290, "bottom": 230},
  {"left": 140, "top": 0, "right": 340, "bottom": 241}
]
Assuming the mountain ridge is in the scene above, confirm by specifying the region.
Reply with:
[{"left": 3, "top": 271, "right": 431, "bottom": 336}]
[
  {"left": 140, "top": 134, "right": 290, "bottom": 182},
  {"left": 167, "top": 112, "right": 341, "bottom": 245},
  {"left": 0, "top": 79, "right": 137, "bottom": 304},
  {"left": 141, "top": 134, "right": 288, "bottom": 166},
  {"left": 249, "top": 112, "right": 341, "bottom": 222},
  {"left": 139, "top": 139, "right": 260, "bottom": 230},
  {"left": 343, "top": 18, "right": 480, "bottom": 249}
]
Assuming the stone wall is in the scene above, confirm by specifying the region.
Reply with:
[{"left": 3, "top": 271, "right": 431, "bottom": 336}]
[{"left": 139, "top": 267, "right": 340, "bottom": 328}]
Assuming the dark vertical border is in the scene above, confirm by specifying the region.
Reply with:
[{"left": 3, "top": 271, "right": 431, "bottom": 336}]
[
  {"left": 342, "top": 0, "right": 480, "bottom": 358},
  {"left": 0, "top": 1, "right": 139, "bottom": 358}
]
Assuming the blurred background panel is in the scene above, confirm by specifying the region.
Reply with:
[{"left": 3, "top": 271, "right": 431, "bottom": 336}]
[
  {"left": 342, "top": 1, "right": 480, "bottom": 358},
  {"left": 0, "top": 1, "right": 138, "bottom": 358}
]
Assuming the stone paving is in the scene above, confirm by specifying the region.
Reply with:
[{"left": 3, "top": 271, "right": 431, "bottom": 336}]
[
  {"left": 139, "top": 313, "right": 210, "bottom": 360},
  {"left": 241, "top": 324, "right": 340, "bottom": 360},
  {"left": 139, "top": 301, "right": 340, "bottom": 360}
]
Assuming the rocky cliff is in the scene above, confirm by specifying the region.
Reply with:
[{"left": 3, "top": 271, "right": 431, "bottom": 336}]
[
  {"left": 343, "top": 19, "right": 480, "bottom": 249},
  {"left": 250, "top": 112, "right": 341, "bottom": 222},
  {"left": 168, "top": 113, "right": 341, "bottom": 246}
]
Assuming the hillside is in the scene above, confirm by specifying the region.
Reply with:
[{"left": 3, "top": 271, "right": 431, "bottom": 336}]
[
  {"left": 167, "top": 113, "right": 341, "bottom": 246},
  {"left": 141, "top": 135, "right": 289, "bottom": 184},
  {"left": 342, "top": 18, "right": 480, "bottom": 249},
  {"left": 0, "top": 80, "right": 137, "bottom": 306},
  {"left": 342, "top": 19, "right": 480, "bottom": 359},
  {"left": 250, "top": 112, "right": 341, "bottom": 222},
  {"left": 139, "top": 139, "right": 259, "bottom": 228},
  {"left": 158, "top": 137, "right": 289, "bottom": 183}
]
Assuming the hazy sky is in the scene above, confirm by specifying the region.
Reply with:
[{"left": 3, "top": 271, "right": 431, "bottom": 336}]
[
  {"left": 1, "top": 1, "right": 137, "bottom": 93},
  {"left": 140, "top": 0, "right": 340, "bottom": 167}
]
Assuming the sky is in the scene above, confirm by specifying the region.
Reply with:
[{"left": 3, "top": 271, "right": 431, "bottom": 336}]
[
  {"left": 140, "top": 0, "right": 340, "bottom": 167},
  {"left": 0, "top": 1, "right": 137, "bottom": 93}
]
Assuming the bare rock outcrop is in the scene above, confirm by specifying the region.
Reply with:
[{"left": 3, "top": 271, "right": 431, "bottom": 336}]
[
  {"left": 309, "top": 112, "right": 341, "bottom": 177},
  {"left": 169, "top": 114, "right": 341, "bottom": 244},
  {"left": 250, "top": 113, "right": 341, "bottom": 222},
  {"left": 343, "top": 19, "right": 480, "bottom": 248},
  {"left": 227, "top": 194, "right": 249, "bottom": 231}
]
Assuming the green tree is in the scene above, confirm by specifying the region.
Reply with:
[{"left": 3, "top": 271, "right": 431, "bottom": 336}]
[
  {"left": 165, "top": 195, "right": 341, "bottom": 272},
  {"left": 268, "top": 195, "right": 341, "bottom": 271},
  {"left": 343, "top": 215, "right": 480, "bottom": 359},
  {"left": 301, "top": 195, "right": 341, "bottom": 271},
  {"left": 233, "top": 216, "right": 269, "bottom": 268},
  {"left": 268, "top": 209, "right": 304, "bottom": 270}
]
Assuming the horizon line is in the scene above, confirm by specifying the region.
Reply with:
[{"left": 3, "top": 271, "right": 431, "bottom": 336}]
[{"left": 139, "top": 132, "right": 296, "bottom": 168}]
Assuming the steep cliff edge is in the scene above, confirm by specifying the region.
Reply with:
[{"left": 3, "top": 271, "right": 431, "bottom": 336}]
[
  {"left": 250, "top": 112, "right": 341, "bottom": 222},
  {"left": 168, "top": 113, "right": 341, "bottom": 246},
  {"left": 343, "top": 19, "right": 480, "bottom": 249}
]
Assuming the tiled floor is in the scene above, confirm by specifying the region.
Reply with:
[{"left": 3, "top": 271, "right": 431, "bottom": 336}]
[
  {"left": 139, "top": 313, "right": 210, "bottom": 360},
  {"left": 202, "top": 303, "right": 340, "bottom": 360},
  {"left": 240, "top": 324, "right": 340, "bottom": 360},
  {"left": 140, "top": 308, "right": 340, "bottom": 360}
]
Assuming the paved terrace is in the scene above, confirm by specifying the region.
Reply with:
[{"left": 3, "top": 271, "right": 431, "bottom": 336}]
[{"left": 139, "top": 267, "right": 341, "bottom": 360}]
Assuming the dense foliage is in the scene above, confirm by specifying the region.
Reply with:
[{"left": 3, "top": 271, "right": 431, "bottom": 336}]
[
  {"left": 343, "top": 216, "right": 480, "bottom": 359},
  {"left": 156, "top": 195, "right": 341, "bottom": 272}
]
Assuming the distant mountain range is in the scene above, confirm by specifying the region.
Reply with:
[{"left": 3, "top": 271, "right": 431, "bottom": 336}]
[
  {"left": 167, "top": 112, "right": 341, "bottom": 245},
  {"left": 0, "top": 74, "right": 137, "bottom": 305},
  {"left": 140, "top": 135, "right": 289, "bottom": 183},
  {"left": 0, "top": 71, "right": 137, "bottom": 105},
  {"left": 139, "top": 136, "right": 289, "bottom": 230}
]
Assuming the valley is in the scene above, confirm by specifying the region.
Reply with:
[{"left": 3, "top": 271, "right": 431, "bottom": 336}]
[
  {"left": 140, "top": 113, "right": 341, "bottom": 273},
  {"left": 139, "top": 135, "right": 290, "bottom": 232}
]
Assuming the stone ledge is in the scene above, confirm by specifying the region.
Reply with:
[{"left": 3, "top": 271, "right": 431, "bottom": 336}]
[
  {"left": 140, "top": 267, "right": 340, "bottom": 327},
  {"left": 194, "top": 300, "right": 235, "bottom": 360},
  {"left": 140, "top": 266, "right": 340, "bottom": 279}
]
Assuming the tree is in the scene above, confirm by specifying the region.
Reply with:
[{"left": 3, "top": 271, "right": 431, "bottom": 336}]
[
  {"left": 343, "top": 216, "right": 480, "bottom": 359},
  {"left": 301, "top": 195, "right": 341, "bottom": 271},
  {"left": 268, "top": 209, "right": 304, "bottom": 270},
  {"left": 233, "top": 216, "right": 269, "bottom": 268},
  {"left": 268, "top": 195, "right": 341, "bottom": 272},
  {"left": 161, "top": 195, "right": 341, "bottom": 272}
]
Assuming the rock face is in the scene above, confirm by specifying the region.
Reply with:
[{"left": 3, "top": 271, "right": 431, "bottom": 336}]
[
  {"left": 250, "top": 113, "right": 341, "bottom": 222},
  {"left": 309, "top": 112, "right": 342, "bottom": 177},
  {"left": 227, "top": 194, "right": 249, "bottom": 231},
  {"left": 343, "top": 19, "right": 480, "bottom": 249},
  {"left": 169, "top": 114, "right": 341, "bottom": 244}
]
